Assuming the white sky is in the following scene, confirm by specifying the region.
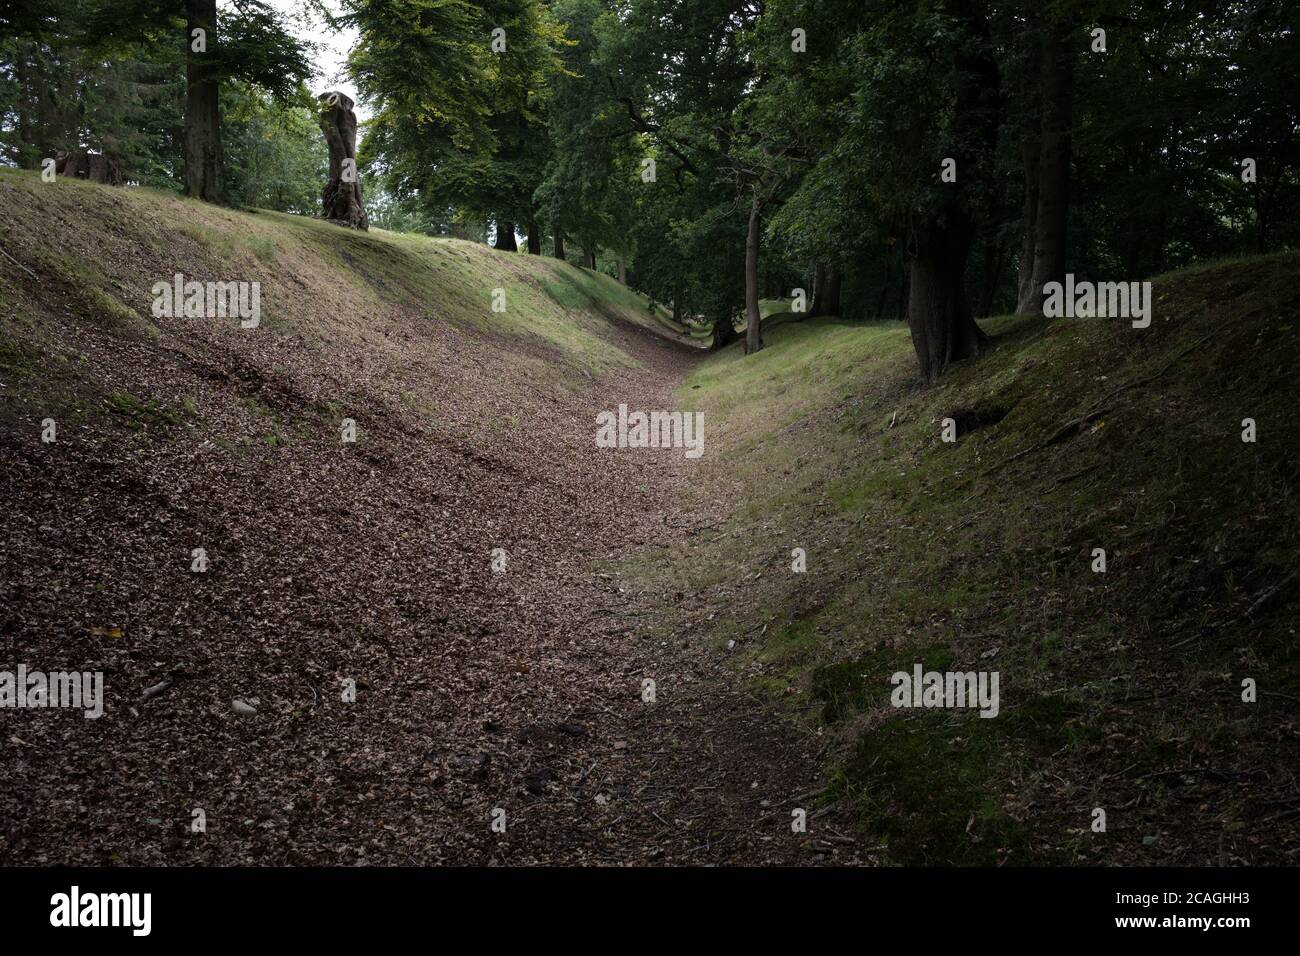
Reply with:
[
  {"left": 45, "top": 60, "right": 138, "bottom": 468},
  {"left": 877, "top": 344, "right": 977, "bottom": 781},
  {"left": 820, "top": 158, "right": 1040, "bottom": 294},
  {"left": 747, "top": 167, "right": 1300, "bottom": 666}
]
[{"left": 263, "top": 0, "right": 369, "bottom": 120}]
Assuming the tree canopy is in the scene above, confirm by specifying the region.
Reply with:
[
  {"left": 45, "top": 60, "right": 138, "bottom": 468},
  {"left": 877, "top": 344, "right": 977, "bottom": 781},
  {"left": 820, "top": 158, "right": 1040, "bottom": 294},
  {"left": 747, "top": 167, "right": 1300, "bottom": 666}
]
[{"left": 4, "top": 0, "right": 1295, "bottom": 378}]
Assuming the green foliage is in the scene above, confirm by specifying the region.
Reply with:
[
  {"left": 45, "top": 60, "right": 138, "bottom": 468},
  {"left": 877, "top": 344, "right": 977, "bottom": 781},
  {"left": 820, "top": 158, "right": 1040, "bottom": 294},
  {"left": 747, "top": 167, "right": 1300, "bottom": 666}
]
[
  {"left": 345, "top": 0, "right": 567, "bottom": 233},
  {"left": 0, "top": 0, "right": 184, "bottom": 182},
  {"left": 1, "top": 0, "right": 314, "bottom": 197},
  {"left": 533, "top": 0, "right": 639, "bottom": 258},
  {"left": 221, "top": 82, "right": 327, "bottom": 214},
  {"left": 6, "top": 0, "right": 1298, "bottom": 335}
]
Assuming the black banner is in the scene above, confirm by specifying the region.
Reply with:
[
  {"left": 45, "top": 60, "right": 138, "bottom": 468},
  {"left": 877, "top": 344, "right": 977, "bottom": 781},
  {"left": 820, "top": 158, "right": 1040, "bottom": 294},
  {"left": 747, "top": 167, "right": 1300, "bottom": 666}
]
[{"left": 0, "top": 866, "right": 1283, "bottom": 941}]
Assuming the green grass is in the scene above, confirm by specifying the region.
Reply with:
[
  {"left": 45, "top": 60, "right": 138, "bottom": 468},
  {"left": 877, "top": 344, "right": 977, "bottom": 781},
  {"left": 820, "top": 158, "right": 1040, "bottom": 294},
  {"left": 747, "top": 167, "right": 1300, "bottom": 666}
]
[
  {"left": 0, "top": 167, "right": 678, "bottom": 382},
  {"left": 643, "top": 251, "right": 1300, "bottom": 864},
  {"left": 0, "top": 334, "right": 42, "bottom": 381},
  {"left": 0, "top": 168, "right": 690, "bottom": 432},
  {"left": 105, "top": 391, "right": 184, "bottom": 430}
]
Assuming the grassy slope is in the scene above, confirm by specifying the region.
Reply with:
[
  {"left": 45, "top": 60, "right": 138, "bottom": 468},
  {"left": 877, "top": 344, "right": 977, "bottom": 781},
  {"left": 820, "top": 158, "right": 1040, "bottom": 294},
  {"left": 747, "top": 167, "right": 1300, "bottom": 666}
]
[
  {"left": 633, "top": 252, "right": 1300, "bottom": 865},
  {"left": 0, "top": 167, "right": 688, "bottom": 424}
]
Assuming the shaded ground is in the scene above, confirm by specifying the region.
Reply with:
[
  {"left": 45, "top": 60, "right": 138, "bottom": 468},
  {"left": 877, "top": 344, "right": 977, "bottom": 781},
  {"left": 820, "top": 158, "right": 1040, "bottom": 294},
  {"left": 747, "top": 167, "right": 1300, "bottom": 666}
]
[
  {"left": 0, "top": 173, "right": 857, "bottom": 865},
  {"left": 634, "top": 256, "right": 1300, "bottom": 865}
]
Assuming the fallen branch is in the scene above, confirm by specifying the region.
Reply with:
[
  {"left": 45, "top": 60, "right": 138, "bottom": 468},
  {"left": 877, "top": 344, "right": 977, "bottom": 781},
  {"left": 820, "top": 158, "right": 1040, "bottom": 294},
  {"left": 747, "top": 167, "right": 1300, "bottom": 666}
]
[
  {"left": 0, "top": 244, "right": 37, "bottom": 279},
  {"left": 1261, "top": 689, "right": 1300, "bottom": 704},
  {"left": 1234, "top": 571, "right": 1298, "bottom": 625}
]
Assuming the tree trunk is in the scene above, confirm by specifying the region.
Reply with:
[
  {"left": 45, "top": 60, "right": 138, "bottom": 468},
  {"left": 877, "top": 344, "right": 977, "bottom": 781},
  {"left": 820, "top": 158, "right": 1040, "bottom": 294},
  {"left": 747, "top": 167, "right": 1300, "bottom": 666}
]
[
  {"left": 584, "top": 249, "right": 596, "bottom": 269},
  {"left": 617, "top": 259, "right": 627, "bottom": 283},
  {"left": 1015, "top": 132, "right": 1041, "bottom": 313},
  {"left": 1027, "top": 28, "right": 1072, "bottom": 311},
  {"left": 907, "top": 214, "right": 984, "bottom": 384},
  {"left": 821, "top": 267, "right": 842, "bottom": 317},
  {"left": 876, "top": 250, "right": 895, "bottom": 319},
  {"left": 318, "top": 91, "right": 368, "bottom": 229},
  {"left": 743, "top": 190, "right": 763, "bottom": 355},
  {"left": 978, "top": 231, "right": 1005, "bottom": 317},
  {"left": 527, "top": 219, "right": 541, "bottom": 254},
  {"left": 184, "top": 0, "right": 223, "bottom": 202},
  {"left": 808, "top": 263, "right": 827, "bottom": 317},
  {"left": 711, "top": 311, "right": 738, "bottom": 350},
  {"left": 494, "top": 221, "right": 517, "bottom": 251},
  {"left": 14, "top": 48, "right": 37, "bottom": 170},
  {"left": 551, "top": 226, "right": 565, "bottom": 260},
  {"left": 56, "top": 151, "right": 124, "bottom": 185}
]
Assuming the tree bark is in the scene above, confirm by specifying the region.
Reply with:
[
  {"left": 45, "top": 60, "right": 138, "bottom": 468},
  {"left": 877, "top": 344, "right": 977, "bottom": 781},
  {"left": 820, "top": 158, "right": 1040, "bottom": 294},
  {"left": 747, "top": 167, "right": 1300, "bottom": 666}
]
[
  {"left": 711, "top": 311, "right": 738, "bottom": 350},
  {"left": 56, "top": 151, "right": 123, "bottom": 185},
  {"left": 584, "top": 249, "right": 596, "bottom": 269},
  {"left": 907, "top": 214, "right": 984, "bottom": 384},
  {"left": 821, "top": 266, "right": 842, "bottom": 317},
  {"left": 318, "top": 91, "right": 368, "bottom": 229},
  {"left": 184, "top": 0, "right": 223, "bottom": 203},
  {"left": 551, "top": 226, "right": 565, "bottom": 260},
  {"left": 744, "top": 190, "right": 763, "bottom": 355},
  {"left": 494, "top": 221, "right": 517, "bottom": 251},
  {"left": 617, "top": 259, "right": 627, "bottom": 284},
  {"left": 808, "top": 263, "right": 827, "bottom": 317},
  {"left": 905, "top": 0, "right": 996, "bottom": 380},
  {"left": 1026, "top": 28, "right": 1072, "bottom": 312},
  {"left": 1015, "top": 133, "right": 1041, "bottom": 313},
  {"left": 526, "top": 219, "right": 541, "bottom": 254},
  {"left": 978, "top": 230, "right": 1005, "bottom": 317},
  {"left": 14, "top": 48, "right": 37, "bottom": 170}
]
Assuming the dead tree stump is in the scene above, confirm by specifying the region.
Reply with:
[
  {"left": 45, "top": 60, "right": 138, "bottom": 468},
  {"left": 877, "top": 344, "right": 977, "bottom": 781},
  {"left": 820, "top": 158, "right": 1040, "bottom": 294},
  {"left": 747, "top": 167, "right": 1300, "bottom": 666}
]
[
  {"left": 318, "top": 91, "right": 368, "bottom": 230},
  {"left": 55, "top": 151, "right": 123, "bottom": 185}
]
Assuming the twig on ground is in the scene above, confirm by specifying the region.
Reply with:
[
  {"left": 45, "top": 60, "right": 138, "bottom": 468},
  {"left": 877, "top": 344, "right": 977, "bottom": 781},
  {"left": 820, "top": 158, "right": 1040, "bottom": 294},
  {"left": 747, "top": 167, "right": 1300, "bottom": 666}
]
[
  {"left": 139, "top": 675, "right": 174, "bottom": 703},
  {"left": 0, "top": 244, "right": 37, "bottom": 279}
]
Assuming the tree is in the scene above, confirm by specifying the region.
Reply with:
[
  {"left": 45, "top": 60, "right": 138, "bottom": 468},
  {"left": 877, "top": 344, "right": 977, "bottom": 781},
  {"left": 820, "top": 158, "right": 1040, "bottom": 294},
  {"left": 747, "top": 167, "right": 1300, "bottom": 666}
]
[
  {"left": 0, "top": 0, "right": 183, "bottom": 182},
  {"left": 344, "top": 0, "right": 565, "bottom": 246},
  {"left": 1018, "top": 9, "right": 1075, "bottom": 312},
  {"left": 221, "top": 81, "right": 327, "bottom": 212},
  {"left": 79, "top": 0, "right": 312, "bottom": 202},
  {"left": 591, "top": 0, "right": 762, "bottom": 347},
  {"left": 535, "top": 0, "right": 640, "bottom": 268},
  {"left": 826, "top": 0, "right": 1001, "bottom": 381}
]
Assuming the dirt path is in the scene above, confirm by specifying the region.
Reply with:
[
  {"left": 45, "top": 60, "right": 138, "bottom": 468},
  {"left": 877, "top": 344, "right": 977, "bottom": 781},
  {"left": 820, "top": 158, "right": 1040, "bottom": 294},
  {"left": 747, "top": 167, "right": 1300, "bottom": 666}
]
[
  {"left": 0, "top": 294, "right": 859, "bottom": 865},
  {"left": 483, "top": 331, "right": 863, "bottom": 865}
]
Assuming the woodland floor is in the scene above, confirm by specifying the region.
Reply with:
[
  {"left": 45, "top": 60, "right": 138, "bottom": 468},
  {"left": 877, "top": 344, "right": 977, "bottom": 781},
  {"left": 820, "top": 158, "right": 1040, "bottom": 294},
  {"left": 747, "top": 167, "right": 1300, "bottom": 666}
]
[
  {"left": 0, "top": 278, "right": 860, "bottom": 865},
  {"left": 11, "top": 177, "right": 1294, "bottom": 868}
]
